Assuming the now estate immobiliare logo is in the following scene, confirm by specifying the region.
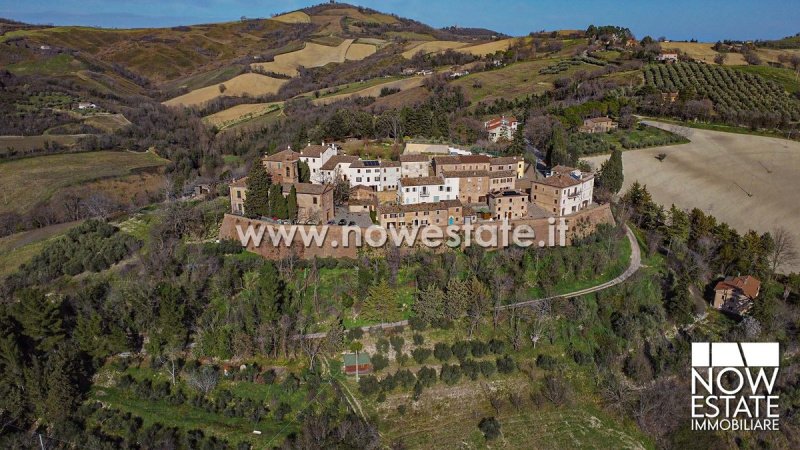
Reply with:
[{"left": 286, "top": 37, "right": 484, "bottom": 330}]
[{"left": 691, "top": 342, "right": 781, "bottom": 432}]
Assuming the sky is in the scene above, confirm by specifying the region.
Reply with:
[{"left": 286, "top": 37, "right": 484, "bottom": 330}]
[{"left": 2, "top": 0, "right": 798, "bottom": 42}]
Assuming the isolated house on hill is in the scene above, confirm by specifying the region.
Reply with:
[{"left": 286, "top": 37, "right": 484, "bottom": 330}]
[
  {"left": 578, "top": 117, "right": 618, "bottom": 134},
  {"left": 656, "top": 51, "right": 679, "bottom": 63},
  {"left": 713, "top": 275, "right": 761, "bottom": 315}
]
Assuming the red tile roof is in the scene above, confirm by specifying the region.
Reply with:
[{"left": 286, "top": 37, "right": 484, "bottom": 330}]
[{"left": 714, "top": 276, "right": 761, "bottom": 299}]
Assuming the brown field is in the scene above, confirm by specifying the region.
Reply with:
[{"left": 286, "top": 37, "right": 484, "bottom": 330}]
[
  {"left": 402, "top": 40, "right": 467, "bottom": 58},
  {"left": 83, "top": 113, "right": 132, "bottom": 132},
  {"left": 270, "top": 11, "right": 311, "bottom": 24},
  {"left": 0, "top": 150, "right": 168, "bottom": 215},
  {"left": 0, "top": 134, "right": 85, "bottom": 155},
  {"left": 356, "top": 37, "right": 388, "bottom": 47},
  {"left": 311, "top": 77, "right": 425, "bottom": 106},
  {"left": 251, "top": 39, "right": 356, "bottom": 77},
  {"left": 345, "top": 42, "right": 377, "bottom": 60},
  {"left": 203, "top": 102, "right": 283, "bottom": 129},
  {"left": 583, "top": 120, "right": 800, "bottom": 272},
  {"left": 668, "top": 42, "right": 800, "bottom": 66},
  {"left": 370, "top": 86, "right": 430, "bottom": 109},
  {"left": 320, "top": 7, "right": 399, "bottom": 25},
  {"left": 455, "top": 38, "right": 518, "bottom": 56},
  {"left": 163, "top": 73, "right": 288, "bottom": 108}
]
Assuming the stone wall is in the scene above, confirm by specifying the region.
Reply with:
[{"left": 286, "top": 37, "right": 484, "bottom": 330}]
[{"left": 219, "top": 203, "right": 615, "bottom": 260}]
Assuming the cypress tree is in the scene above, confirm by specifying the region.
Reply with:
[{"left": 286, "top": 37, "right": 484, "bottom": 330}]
[
  {"left": 597, "top": 147, "right": 624, "bottom": 194},
  {"left": 244, "top": 162, "right": 271, "bottom": 218},
  {"left": 298, "top": 160, "right": 311, "bottom": 183},
  {"left": 287, "top": 185, "right": 298, "bottom": 221},
  {"left": 13, "top": 289, "right": 64, "bottom": 352},
  {"left": 547, "top": 123, "right": 569, "bottom": 167},
  {"left": 269, "top": 184, "right": 288, "bottom": 219},
  {"left": 508, "top": 125, "right": 526, "bottom": 155}
]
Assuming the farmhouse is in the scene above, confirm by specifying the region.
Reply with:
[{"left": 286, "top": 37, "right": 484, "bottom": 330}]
[
  {"left": 531, "top": 165, "right": 594, "bottom": 216},
  {"left": 77, "top": 102, "right": 97, "bottom": 109},
  {"left": 398, "top": 154, "right": 431, "bottom": 178},
  {"left": 484, "top": 115, "right": 518, "bottom": 142},
  {"left": 713, "top": 275, "right": 761, "bottom": 315},
  {"left": 443, "top": 170, "right": 490, "bottom": 204},
  {"left": 263, "top": 148, "right": 300, "bottom": 183},
  {"left": 578, "top": 117, "right": 618, "bottom": 134},
  {"left": 397, "top": 176, "right": 459, "bottom": 205},
  {"left": 656, "top": 51, "right": 679, "bottom": 63},
  {"left": 345, "top": 160, "right": 401, "bottom": 191},
  {"left": 299, "top": 142, "right": 338, "bottom": 183},
  {"left": 487, "top": 189, "right": 528, "bottom": 220},
  {"left": 378, "top": 199, "right": 470, "bottom": 227},
  {"left": 661, "top": 91, "right": 679, "bottom": 103}
]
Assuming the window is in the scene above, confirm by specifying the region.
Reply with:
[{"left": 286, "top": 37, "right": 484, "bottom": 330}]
[
  {"left": 313, "top": 197, "right": 318, "bottom": 205},
  {"left": 236, "top": 191, "right": 241, "bottom": 198}
]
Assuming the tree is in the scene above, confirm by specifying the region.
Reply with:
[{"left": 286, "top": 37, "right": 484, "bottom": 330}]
[
  {"left": 412, "top": 284, "right": 445, "bottom": 323},
  {"left": 362, "top": 281, "right": 400, "bottom": 322},
  {"left": 769, "top": 227, "right": 798, "bottom": 278},
  {"left": 218, "top": 83, "right": 226, "bottom": 93},
  {"left": 13, "top": 289, "right": 64, "bottom": 352},
  {"left": 243, "top": 162, "right": 271, "bottom": 218},
  {"left": 269, "top": 184, "right": 287, "bottom": 219},
  {"left": 547, "top": 123, "right": 569, "bottom": 167},
  {"left": 508, "top": 125, "right": 526, "bottom": 155},
  {"left": 298, "top": 160, "right": 311, "bottom": 183},
  {"left": 597, "top": 148, "right": 624, "bottom": 194},
  {"left": 714, "top": 53, "right": 728, "bottom": 65},
  {"left": 287, "top": 185, "right": 298, "bottom": 221}
]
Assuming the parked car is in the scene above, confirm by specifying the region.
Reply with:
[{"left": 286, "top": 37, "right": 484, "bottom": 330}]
[
  {"left": 348, "top": 221, "right": 356, "bottom": 226},
  {"left": 338, "top": 219, "right": 347, "bottom": 226},
  {"left": 326, "top": 220, "right": 335, "bottom": 225}
]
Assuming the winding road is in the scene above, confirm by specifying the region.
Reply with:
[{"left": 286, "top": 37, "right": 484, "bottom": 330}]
[{"left": 299, "top": 225, "right": 642, "bottom": 339}]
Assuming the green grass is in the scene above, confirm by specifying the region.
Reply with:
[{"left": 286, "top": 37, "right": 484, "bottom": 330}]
[
  {"left": 598, "top": 125, "right": 689, "bottom": 151},
  {"left": 454, "top": 58, "right": 591, "bottom": 103},
  {"left": 8, "top": 53, "right": 85, "bottom": 76},
  {"left": 89, "top": 363, "right": 314, "bottom": 447},
  {"left": 0, "top": 150, "right": 168, "bottom": 215},
  {"left": 730, "top": 64, "right": 800, "bottom": 93}
]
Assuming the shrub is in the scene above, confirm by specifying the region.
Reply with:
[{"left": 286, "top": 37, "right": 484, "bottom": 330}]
[
  {"left": 417, "top": 366, "right": 437, "bottom": 387},
  {"left": 479, "top": 360, "right": 496, "bottom": 378},
  {"left": 376, "top": 338, "right": 390, "bottom": 354},
  {"left": 451, "top": 341, "right": 471, "bottom": 362},
  {"left": 488, "top": 339, "right": 506, "bottom": 354},
  {"left": 347, "top": 328, "right": 364, "bottom": 340},
  {"left": 496, "top": 355, "right": 517, "bottom": 374},
  {"left": 460, "top": 359, "right": 480, "bottom": 380},
  {"left": 434, "top": 342, "right": 452, "bottom": 361},
  {"left": 478, "top": 417, "right": 501, "bottom": 440},
  {"left": 470, "top": 340, "right": 488, "bottom": 357},
  {"left": 389, "top": 335, "right": 405, "bottom": 354},
  {"left": 372, "top": 354, "right": 389, "bottom": 372},
  {"left": 412, "top": 333, "right": 425, "bottom": 345},
  {"left": 409, "top": 317, "right": 427, "bottom": 331},
  {"left": 359, "top": 375, "right": 380, "bottom": 396},
  {"left": 411, "top": 347, "right": 431, "bottom": 364},
  {"left": 440, "top": 364, "right": 462, "bottom": 385},
  {"left": 536, "top": 354, "right": 558, "bottom": 370}
]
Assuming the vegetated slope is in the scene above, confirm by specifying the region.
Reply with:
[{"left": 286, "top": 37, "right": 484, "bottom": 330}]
[
  {"left": 0, "top": 151, "right": 168, "bottom": 215},
  {"left": 163, "top": 73, "right": 289, "bottom": 107},
  {"left": 0, "top": 19, "right": 306, "bottom": 83},
  {"left": 203, "top": 102, "right": 283, "bottom": 129},
  {"left": 643, "top": 62, "right": 800, "bottom": 122}
]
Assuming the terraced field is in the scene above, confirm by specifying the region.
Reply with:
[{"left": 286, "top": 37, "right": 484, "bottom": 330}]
[
  {"left": 203, "top": 102, "right": 283, "bottom": 129},
  {"left": 402, "top": 40, "right": 467, "bottom": 58},
  {"left": 311, "top": 76, "right": 425, "bottom": 106}
]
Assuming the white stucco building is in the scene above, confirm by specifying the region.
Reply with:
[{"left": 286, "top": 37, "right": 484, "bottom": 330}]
[
  {"left": 397, "top": 176, "right": 459, "bottom": 205},
  {"left": 300, "top": 142, "right": 338, "bottom": 184}
]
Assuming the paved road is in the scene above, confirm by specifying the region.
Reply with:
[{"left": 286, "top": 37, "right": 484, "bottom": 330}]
[{"left": 298, "top": 225, "right": 641, "bottom": 339}]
